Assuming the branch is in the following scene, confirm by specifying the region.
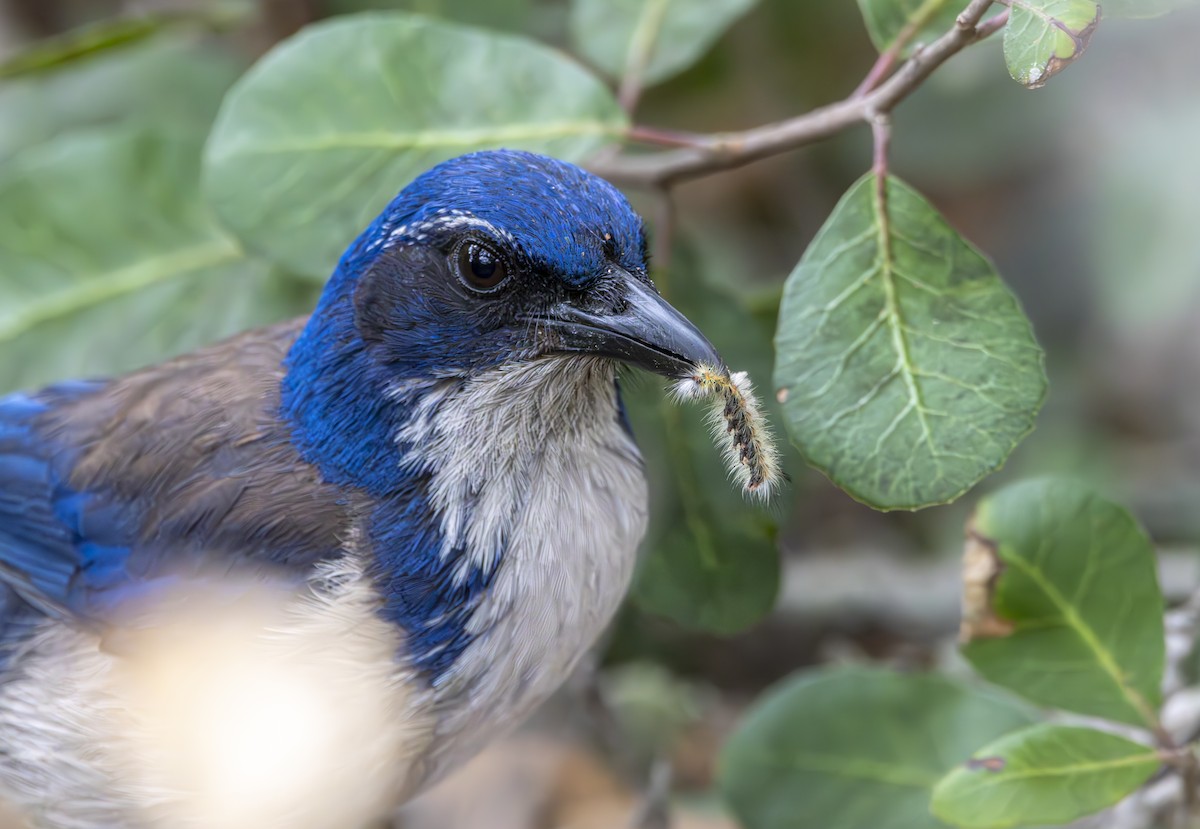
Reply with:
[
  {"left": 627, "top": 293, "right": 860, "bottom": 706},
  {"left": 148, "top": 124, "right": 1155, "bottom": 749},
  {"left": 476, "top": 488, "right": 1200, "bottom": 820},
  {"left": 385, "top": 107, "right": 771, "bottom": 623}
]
[
  {"left": 1165, "top": 584, "right": 1200, "bottom": 698},
  {"left": 1161, "top": 585, "right": 1200, "bottom": 825},
  {"left": 591, "top": 0, "right": 1006, "bottom": 188}
]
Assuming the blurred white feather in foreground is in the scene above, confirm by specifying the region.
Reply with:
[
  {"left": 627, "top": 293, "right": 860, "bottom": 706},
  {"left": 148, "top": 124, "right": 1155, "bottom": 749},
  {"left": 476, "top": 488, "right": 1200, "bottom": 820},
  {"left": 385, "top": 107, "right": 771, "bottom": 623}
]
[{"left": 2, "top": 562, "right": 431, "bottom": 828}]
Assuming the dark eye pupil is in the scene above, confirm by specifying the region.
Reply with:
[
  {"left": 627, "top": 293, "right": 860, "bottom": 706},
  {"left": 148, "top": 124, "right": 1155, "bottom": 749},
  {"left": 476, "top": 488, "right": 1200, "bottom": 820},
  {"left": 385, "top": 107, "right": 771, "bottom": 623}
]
[
  {"left": 458, "top": 241, "right": 508, "bottom": 290},
  {"left": 470, "top": 247, "right": 496, "bottom": 280}
]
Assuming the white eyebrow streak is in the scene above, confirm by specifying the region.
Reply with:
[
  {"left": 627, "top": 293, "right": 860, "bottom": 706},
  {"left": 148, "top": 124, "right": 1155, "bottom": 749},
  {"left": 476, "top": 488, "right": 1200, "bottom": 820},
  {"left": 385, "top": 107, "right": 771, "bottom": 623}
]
[{"left": 382, "top": 211, "right": 518, "bottom": 250}]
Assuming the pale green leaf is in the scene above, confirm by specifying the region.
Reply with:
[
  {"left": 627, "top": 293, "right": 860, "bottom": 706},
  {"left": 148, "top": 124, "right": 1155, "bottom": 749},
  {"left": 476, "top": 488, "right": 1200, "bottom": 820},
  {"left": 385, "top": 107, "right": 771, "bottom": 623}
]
[
  {"left": 856, "top": 0, "right": 962, "bottom": 56},
  {"left": 204, "top": 13, "right": 626, "bottom": 278},
  {"left": 322, "top": 0, "right": 536, "bottom": 33},
  {"left": 569, "top": 0, "right": 757, "bottom": 86},
  {"left": 718, "top": 666, "right": 1036, "bottom": 829},
  {"left": 773, "top": 174, "right": 1046, "bottom": 510},
  {"left": 962, "top": 479, "right": 1165, "bottom": 727},
  {"left": 932, "top": 725, "right": 1160, "bottom": 828},
  {"left": 1004, "top": 0, "right": 1101, "bottom": 88},
  {"left": 0, "top": 129, "right": 314, "bottom": 394},
  {"left": 633, "top": 507, "right": 778, "bottom": 634},
  {"left": 0, "top": 37, "right": 243, "bottom": 162},
  {"left": 0, "top": 6, "right": 247, "bottom": 79}
]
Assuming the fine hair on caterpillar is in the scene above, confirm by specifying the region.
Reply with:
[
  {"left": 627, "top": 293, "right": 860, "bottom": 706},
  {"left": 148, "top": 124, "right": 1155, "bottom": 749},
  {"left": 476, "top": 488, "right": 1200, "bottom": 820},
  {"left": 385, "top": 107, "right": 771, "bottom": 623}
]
[{"left": 672, "top": 364, "right": 782, "bottom": 500}]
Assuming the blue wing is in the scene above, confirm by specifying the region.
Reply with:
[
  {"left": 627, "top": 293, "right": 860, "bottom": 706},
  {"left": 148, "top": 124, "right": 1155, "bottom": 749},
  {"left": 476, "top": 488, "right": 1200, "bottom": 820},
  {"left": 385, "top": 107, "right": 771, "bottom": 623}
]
[
  {"left": 0, "top": 320, "right": 358, "bottom": 651},
  {"left": 0, "top": 383, "right": 122, "bottom": 622}
]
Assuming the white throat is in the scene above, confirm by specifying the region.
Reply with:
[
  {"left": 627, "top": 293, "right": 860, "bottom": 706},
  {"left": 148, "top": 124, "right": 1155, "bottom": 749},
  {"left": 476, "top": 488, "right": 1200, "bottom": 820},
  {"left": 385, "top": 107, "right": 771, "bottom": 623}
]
[{"left": 394, "top": 356, "right": 648, "bottom": 784}]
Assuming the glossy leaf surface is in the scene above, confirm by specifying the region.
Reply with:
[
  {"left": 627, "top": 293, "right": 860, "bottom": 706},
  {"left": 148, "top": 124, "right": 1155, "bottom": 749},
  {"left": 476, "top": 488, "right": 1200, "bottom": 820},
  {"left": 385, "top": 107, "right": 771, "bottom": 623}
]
[
  {"left": 720, "top": 667, "right": 1035, "bottom": 829},
  {"left": 773, "top": 174, "right": 1045, "bottom": 510},
  {"left": 0, "top": 130, "right": 312, "bottom": 393},
  {"left": 933, "top": 725, "right": 1160, "bottom": 828},
  {"left": 570, "top": 0, "right": 757, "bottom": 85},
  {"left": 205, "top": 13, "right": 626, "bottom": 277},
  {"left": 1004, "top": 0, "right": 1100, "bottom": 88},
  {"left": 962, "top": 479, "right": 1165, "bottom": 727},
  {"left": 856, "top": 0, "right": 961, "bottom": 56}
]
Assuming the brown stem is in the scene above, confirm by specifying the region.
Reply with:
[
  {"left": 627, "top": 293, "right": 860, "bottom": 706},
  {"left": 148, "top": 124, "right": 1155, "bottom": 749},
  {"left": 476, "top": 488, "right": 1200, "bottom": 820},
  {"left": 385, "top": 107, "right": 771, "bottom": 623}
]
[
  {"left": 849, "top": 0, "right": 921, "bottom": 98},
  {"left": 626, "top": 124, "right": 710, "bottom": 149},
  {"left": 1165, "top": 584, "right": 1200, "bottom": 825},
  {"left": 871, "top": 115, "right": 892, "bottom": 179},
  {"left": 976, "top": 8, "right": 1011, "bottom": 38},
  {"left": 591, "top": 0, "right": 1001, "bottom": 187},
  {"left": 854, "top": 49, "right": 900, "bottom": 99},
  {"left": 651, "top": 188, "right": 676, "bottom": 289},
  {"left": 853, "top": 0, "right": 955, "bottom": 97},
  {"left": 1182, "top": 762, "right": 1199, "bottom": 828}
]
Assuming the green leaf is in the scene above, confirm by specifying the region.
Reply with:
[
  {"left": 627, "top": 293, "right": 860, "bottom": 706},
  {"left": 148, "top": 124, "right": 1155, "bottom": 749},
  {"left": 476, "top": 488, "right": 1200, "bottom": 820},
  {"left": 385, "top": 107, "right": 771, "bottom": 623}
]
[
  {"left": 204, "top": 12, "right": 626, "bottom": 278},
  {"left": 0, "top": 129, "right": 314, "bottom": 394},
  {"left": 961, "top": 479, "right": 1165, "bottom": 727},
  {"left": 1003, "top": 0, "right": 1101, "bottom": 89},
  {"left": 0, "top": 37, "right": 243, "bottom": 162},
  {"left": 856, "top": 0, "right": 961, "bottom": 57},
  {"left": 0, "top": 7, "right": 247, "bottom": 79},
  {"left": 718, "top": 666, "right": 1036, "bottom": 829},
  {"left": 628, "top": 249, "right": 782, "bottom": 634},
  {"left": 634, "top": 483, "right": 778, "bottom": 636},
  {"left": 321, "top": 0, "right": 536, "bottom": 33},
  {"left": 0, "top": 17, "right": 166, "bottom": 79},
  {"left": 569, "top": 0, "right": 757, "bottom": 86},
  {"left": 773, "top": 174, "right": 1046, "bottom": 511},
  {"left": 932, "top": 725, "right": 1160, "bottom": 828}
]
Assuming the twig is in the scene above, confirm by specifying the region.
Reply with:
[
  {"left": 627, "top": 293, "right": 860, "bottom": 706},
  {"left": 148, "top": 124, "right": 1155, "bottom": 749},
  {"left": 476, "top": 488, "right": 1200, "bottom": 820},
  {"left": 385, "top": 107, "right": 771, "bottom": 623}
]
[
  {"left": 1165, "top": 584, "right": 1200, "bottom": 825},
  {"left": 628, "top": 758, "right": 672, "bottom": 829},
  {"left": 871, "top": 114, "right": 892, "bottom": 179},
  {"left": 853, "top": 0, "right": 952, "bottom": 97},
  {"left": 591, "top": 0, "right": 1002, "bottom": 187},
  {"left": 976, "top": 7, "right": 1011, "bottom": 37},
  {"left": 854, "top": 47, "right": 901, "bottom": 99},
  {"left": 650, "top": 188, "right": 676, "bottom": 285},
  {"left": 869, "top": 111, "right": 893, "bottom": 264},
  {"left": 626, "top": 124, "right": 709, "bottom": 149},
  {"left": 1165, "top": 585, "right": 1200, "bottom": 697}
]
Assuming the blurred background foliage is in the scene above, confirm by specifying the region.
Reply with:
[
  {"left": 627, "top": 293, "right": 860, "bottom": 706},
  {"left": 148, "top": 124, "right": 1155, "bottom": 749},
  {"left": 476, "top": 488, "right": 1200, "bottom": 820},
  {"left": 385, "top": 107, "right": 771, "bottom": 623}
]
[{"left": 1, "top": 0, "right": 1199, "bottom": 827}]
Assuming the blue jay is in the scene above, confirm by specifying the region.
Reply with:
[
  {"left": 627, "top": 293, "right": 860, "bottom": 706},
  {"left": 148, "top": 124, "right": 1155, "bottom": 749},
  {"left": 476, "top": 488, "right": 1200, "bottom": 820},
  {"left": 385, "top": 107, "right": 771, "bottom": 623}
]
[{"left": 0, "top": 150, "right": 723, "bottom": 828}]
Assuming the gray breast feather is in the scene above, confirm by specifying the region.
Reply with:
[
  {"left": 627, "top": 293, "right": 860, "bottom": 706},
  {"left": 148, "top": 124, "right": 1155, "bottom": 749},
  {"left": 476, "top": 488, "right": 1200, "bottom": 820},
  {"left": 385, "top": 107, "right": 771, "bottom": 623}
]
[{"left": 396, "top": 356, "right": 648, "bottom": 784}]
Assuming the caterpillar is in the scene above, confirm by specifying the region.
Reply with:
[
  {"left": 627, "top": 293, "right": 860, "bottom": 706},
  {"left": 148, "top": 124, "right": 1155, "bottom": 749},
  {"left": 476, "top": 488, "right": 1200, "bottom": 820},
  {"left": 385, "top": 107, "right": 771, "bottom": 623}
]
[{"left": 672, "top": 364, "right": 782, "bottom": 500}]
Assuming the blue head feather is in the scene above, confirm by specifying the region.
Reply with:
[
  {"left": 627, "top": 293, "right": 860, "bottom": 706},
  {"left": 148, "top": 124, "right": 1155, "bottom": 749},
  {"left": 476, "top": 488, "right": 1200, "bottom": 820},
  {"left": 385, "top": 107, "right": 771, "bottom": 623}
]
[
  {"left": 281, "top": 149, "right": 647, "bottom": 493},
  {"left": 335, "top": 148, "right": 647, "bottom": 293},
  {"left": 280, "top": 150, "right": 647, "bottom": 680}
]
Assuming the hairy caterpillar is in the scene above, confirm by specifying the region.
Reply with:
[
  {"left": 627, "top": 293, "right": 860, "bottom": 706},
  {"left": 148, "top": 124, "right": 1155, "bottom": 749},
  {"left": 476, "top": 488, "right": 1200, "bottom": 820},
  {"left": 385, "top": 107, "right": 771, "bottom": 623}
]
[{"left": 672, "top": 364, "right": 782, "bottom": 500}]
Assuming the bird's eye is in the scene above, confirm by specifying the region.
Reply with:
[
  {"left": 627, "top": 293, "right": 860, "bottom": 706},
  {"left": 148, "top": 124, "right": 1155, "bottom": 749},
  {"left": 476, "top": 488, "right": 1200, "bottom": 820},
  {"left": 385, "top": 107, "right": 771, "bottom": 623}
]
[{"left": 456, "top": 241, "right": 510, "bottom": 292}]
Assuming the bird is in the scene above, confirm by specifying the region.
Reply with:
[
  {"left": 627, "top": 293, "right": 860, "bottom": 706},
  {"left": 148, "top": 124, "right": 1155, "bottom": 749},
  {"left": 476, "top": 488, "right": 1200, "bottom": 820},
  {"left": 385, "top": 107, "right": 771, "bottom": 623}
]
[{"left": 0, "top": 149, "right": 725, "bottom": 828}]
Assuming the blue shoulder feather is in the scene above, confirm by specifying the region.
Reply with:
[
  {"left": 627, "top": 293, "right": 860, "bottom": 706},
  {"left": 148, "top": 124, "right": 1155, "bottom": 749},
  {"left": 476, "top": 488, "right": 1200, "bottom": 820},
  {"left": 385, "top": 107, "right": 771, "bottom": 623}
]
[{"left": 0, "top": 321, "right": 358, "bottom": 657}]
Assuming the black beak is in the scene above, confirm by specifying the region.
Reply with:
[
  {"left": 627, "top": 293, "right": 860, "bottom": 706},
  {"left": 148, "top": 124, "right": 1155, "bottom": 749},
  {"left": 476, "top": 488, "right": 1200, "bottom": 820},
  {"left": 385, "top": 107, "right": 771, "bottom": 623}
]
[{"left": 539, "top": 271, "right": 723, "bottom": 379}]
